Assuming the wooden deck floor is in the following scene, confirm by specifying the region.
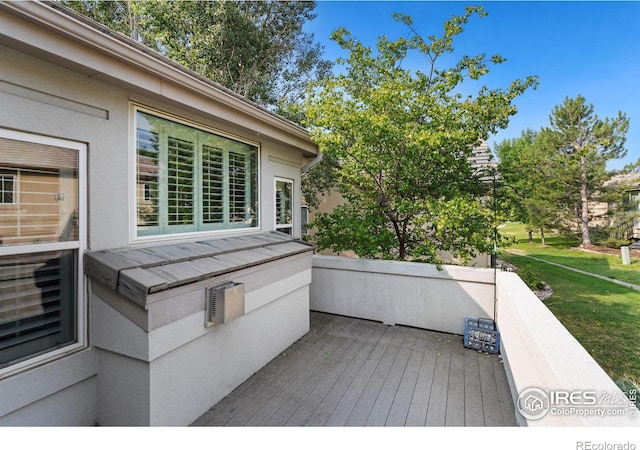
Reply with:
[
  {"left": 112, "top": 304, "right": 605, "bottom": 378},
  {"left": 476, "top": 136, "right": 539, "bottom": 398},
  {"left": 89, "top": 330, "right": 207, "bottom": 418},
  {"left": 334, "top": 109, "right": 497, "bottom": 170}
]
[{"left": 192, "top": 312, "right": 517, "bottom": 427}]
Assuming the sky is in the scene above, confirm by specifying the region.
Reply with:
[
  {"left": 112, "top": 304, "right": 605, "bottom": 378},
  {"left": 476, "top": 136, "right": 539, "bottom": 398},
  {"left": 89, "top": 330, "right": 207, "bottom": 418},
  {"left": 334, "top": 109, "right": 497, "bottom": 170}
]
[{"left": 304, "top": 1, "right": 640, "bottom": 170}]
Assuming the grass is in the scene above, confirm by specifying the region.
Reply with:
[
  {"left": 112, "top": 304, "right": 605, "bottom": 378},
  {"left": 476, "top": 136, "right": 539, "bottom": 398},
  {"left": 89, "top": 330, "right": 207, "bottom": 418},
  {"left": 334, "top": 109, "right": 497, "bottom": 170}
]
[
  {"left": 499, "top": 223, "right": 640, "bottom": 387},
  {"left": 499, "top": 222, "right": 640, "bottom": 285}
]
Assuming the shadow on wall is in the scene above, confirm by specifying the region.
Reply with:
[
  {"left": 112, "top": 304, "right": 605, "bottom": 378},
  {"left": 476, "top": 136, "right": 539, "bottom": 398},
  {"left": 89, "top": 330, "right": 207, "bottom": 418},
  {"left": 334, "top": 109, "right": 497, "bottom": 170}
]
[{"left": 309, "top": 255, "right": 495, "bottom": 335}]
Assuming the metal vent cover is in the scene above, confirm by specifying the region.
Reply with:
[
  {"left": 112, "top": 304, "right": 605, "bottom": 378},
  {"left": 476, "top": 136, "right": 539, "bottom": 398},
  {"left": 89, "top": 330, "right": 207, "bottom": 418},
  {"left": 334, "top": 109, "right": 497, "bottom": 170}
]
[{"left": 205, "top": 281, "right": 245, "bottom": 327}]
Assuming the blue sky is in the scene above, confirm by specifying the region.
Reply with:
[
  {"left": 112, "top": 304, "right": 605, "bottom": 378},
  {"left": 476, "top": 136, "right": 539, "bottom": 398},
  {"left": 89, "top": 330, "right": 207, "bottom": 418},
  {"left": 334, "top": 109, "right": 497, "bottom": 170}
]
[{"left": 304, "top": 1, "right": 640, "bottom": 170}]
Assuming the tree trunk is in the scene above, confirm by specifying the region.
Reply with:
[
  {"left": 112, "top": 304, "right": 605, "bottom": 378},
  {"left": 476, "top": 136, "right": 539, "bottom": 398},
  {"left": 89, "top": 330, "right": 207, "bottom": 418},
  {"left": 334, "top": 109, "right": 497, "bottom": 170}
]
[
  {"left": 528, "top": 230, "right": 533, "bottom": 243},
  {"left": 579, "top": 155, "right": 592, "bottom": 246},
  {"left": 540, "top": 228, "right": 546, "bottom": 246}
]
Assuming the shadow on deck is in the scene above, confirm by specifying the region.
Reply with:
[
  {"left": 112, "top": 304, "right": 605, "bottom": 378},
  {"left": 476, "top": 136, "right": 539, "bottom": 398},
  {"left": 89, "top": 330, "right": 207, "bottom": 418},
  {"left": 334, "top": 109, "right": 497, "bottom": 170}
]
[{"left": 193, "top": 312, "right": 516, "bottom": 427}]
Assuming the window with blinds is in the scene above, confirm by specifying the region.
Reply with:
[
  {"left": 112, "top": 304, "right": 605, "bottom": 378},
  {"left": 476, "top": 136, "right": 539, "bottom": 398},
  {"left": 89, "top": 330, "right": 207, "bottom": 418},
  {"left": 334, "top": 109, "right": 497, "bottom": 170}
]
[
  {"left": 136, "top": 110, "right": 259, "bottom": 237},
  {"left": 0, "top": 251, "right": 75, "bottom": 368},
  {"left": 0, "top": 130, "right": 84, "bottom": 372}
]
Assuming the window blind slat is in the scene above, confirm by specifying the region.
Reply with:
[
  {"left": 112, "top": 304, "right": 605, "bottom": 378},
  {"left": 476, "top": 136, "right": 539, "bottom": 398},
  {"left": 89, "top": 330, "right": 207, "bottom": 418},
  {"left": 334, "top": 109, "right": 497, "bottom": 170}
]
[
  {"left": 0, "top": 251, "right": 75, "bottom": 368},
  {"left": 229, "top": 151, "right": 247, "bottom": 223},
  {"left": 0, "top": 310, "right": 63, "bottom": 342}
]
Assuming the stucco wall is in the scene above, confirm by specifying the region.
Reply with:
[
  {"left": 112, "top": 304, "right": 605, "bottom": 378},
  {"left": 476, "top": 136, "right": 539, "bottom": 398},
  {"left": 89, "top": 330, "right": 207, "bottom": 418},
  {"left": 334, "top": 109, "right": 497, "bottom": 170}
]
[
  {"left": 0, "top": 44, "right": 305, "bottom": 249},
  {"left": 0, "top": 40, "right": 310, "bottom": 425},
  {"left": 0, "top": 350, "right": 96, "bottom": 425},
  {"left": 496, "top": 272, "right": 640, "bottom": 427},
  {"left": 92, "top": 265, "right": 311, "bottom": 426},
  {"left": 310, "top": 255, "right": 495, "bottom": 335}
]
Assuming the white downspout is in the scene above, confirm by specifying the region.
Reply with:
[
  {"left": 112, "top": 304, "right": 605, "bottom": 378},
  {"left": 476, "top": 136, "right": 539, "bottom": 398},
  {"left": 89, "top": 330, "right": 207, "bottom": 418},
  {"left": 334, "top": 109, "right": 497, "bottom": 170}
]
[{"left": 301, "top": 152, "right": 323, "bottom": 173}]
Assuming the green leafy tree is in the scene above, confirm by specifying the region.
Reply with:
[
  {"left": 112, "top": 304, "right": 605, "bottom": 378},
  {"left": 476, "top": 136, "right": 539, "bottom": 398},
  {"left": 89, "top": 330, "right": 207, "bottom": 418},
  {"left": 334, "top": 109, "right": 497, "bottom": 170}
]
[
  {"left": 61, "top": 0, "right": 332, "bottom": 115},
  {"left": 543, "top": 95, "right": 629, "bottom": 246},
  {"left": 303, "top": 7, "right": 537, "bottom": 262},
  {"left": 62, "top": 0, "right": 141, "bottom": 39}
]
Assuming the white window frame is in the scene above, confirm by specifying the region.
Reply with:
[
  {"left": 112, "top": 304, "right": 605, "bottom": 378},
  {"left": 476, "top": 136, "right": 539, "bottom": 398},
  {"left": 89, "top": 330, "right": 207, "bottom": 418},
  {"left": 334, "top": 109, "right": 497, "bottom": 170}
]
[
  {"left": 274, "top": 177, "right": 294, "bottom": 235},
  {"left": 0, "top": 173, "right": 16, "bottom": 204},
  {"left": 0, "top": 128, "right": 87, "bottom": 379},
  {"left": 130, "top": 104, "right": 261, "bottom": 243}
]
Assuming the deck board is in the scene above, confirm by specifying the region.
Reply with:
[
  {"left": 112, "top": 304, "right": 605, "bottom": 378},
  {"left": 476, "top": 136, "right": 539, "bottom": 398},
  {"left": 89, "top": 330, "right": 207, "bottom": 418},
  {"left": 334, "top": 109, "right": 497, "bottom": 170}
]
[
  {"left": 463, "top": 350, "right": 486, "bottom": 426},
  {"left": 193, "top": 312, "right": 517, "bottom": 427},
  {"left": 325, "top": 325, "right": 398, "bottom": 426},
  {"left": 384, "top": 329, "right": 425, "bottom": 426},
  {"left": 304, "top": 320, "right": 387, "bottom": 426},
  {"left": 445, "top": 346, "right": 466, "bottom": 426},
  {"left": 424, "top": 338, "right": 451, "bottom": 426},
  {"left": 365, "top": 328, "right": 416, "bottom": 426}
]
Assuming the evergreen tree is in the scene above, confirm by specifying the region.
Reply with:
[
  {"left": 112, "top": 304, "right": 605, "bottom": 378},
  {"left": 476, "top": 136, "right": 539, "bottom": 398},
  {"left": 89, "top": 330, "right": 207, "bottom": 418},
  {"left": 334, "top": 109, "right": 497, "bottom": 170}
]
[{"left": 544, "top": 95, "right": 629, "bottom": 245}]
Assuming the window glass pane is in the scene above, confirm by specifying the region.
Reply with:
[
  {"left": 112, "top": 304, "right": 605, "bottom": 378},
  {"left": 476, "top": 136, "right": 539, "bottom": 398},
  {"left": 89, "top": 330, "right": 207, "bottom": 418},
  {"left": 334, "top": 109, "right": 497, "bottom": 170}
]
[
  {"left": 0, "top": 175, "right": 15, "bottom": 204},
  {"left": 167, "top": 136, "right": 195, "bottom": 226},
  {"left": 276, "top": 180, "right": 293, "bottom": 226},
  {"left": 136, "top": 128, "right": 160, "bottom": 228},
  {"left": 0, "top": 250, "right": 76, "bottom": 369},
  {"left": 0, "top": 138, "right": 79, "bottom": 246},
  {"left": 301, "top": 206, "right": 309, "bottom": 235},
  {"left": 202, "top": 145, "right": 224, "bottom": 224}
]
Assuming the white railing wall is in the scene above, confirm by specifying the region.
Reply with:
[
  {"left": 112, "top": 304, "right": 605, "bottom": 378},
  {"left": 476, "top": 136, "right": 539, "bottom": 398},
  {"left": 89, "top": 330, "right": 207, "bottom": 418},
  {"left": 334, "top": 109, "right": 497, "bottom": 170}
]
[
  {"left": 310, "top": 255, "right": 495, "bottom": 335},
  {"left": 310, "top": 255, "right": 640, "bottom": 427},
  {"left": 496, "top": 272, "right": 639, "bottom": 426}
]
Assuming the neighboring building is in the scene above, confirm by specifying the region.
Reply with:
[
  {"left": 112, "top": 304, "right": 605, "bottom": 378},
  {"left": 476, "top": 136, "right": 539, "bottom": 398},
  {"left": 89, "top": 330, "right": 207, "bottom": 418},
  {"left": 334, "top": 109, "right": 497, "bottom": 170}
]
[
  {"left": 0, "top": 2, "right": 317, "bottom": 425},
  {"left": 610, "top": 171, "right": 640, "bottom": 242},
  {"left": 592, "top": 171, "right": 640, "bottom": 243}
]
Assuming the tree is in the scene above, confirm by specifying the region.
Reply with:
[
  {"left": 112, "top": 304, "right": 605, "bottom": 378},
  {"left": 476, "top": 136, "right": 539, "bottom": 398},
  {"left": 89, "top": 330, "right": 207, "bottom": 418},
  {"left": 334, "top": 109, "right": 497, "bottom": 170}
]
[
  {"left": 302, "top": 7, "right": 537, "bottom": 262},
  {"left": 61, "top": 0, "right": 332, "bottom": 115},
  {"left": 544, "top": 95, "right": 629, "bottom": 246},
  {"left": 62, "top": 1, "right": 141, "bottom": 39},
  {"left": 495, "top": 130, "right": 563, "bottom": 245}
]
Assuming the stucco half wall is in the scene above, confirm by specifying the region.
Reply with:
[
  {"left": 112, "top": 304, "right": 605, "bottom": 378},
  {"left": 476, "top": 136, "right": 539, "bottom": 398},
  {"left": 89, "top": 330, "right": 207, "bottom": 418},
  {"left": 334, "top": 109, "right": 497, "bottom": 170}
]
[
  {"left": 310, "top": 255, "right": 495, "bottom": 335},
  {"left": 84, "top": 233, "right": 314, "bottom": 426}
]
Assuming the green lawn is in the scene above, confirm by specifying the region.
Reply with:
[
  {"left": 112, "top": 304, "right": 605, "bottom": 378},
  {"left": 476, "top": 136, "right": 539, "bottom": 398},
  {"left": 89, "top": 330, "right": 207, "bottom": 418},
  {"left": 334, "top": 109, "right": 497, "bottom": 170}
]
[
  {"left": 499, "top": 222, "right": 640, "bottom": 285},
  {"left": 498, "top": 223, "right": 640, "bottom": 387}
]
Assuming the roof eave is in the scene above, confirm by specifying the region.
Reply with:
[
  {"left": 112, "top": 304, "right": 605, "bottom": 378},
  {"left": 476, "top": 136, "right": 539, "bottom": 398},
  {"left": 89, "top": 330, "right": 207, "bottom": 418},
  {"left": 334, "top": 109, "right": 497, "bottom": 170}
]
[{"left": 0, "top": 1, "right": 318, "bottom": 157}]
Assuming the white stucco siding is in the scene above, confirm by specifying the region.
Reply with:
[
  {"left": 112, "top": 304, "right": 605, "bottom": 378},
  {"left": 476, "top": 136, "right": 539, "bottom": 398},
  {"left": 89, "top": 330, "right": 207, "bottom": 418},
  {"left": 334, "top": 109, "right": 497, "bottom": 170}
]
[
  {"left": 0, "top": 44, "right": 311, "bottom": 249},
  {"left": 0, "top": 376, "right": 97, "bottom": 426},
  {"left": 148, "top": 285, "right": 310, "bottom": 426},
  {"left": 310, "top": 255, "right": 495, "bottom": 334},
  {"left": 0, "top": 45, "right": 131, "bottom": 250},
  {"left": 0, "top": 2, "right": 317, "bottom": 426},
  {"left": 0, "top": 349, "right": 96, "bottom": 425}
]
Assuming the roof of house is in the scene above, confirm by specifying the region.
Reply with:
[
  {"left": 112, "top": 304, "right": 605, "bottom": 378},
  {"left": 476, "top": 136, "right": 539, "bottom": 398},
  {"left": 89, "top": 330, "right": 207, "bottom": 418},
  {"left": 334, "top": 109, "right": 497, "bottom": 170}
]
[
  {"left": 84, "top": 232, "right": 314, "bottom": 307},
  {"left": 606, "top": 171, "right": 640, "bottom": 190},
  {"left": 0, "top": 1, "right": 318, "bottom": 156}
]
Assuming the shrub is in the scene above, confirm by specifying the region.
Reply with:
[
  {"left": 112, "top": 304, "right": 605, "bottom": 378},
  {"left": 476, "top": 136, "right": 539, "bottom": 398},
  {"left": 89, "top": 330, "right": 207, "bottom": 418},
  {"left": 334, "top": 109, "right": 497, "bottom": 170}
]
[
  {"left": 615, "top": 377, "right": 639, "bottom": 411},
  {"left": 597, "top": 237, "right": 630, "bottom": 249},
  {"left": 516, "top": 265, "right": 546, "bottom": 291}
]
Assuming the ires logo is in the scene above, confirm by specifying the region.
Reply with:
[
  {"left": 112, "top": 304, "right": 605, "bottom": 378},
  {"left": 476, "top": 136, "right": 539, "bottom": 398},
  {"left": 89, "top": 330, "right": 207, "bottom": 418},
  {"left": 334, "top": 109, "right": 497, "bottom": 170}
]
[
  {"left": 549, "top": 390, "right": 597, "bottom": 405},
  {"left": 517, "top": 388, "right": 630, "bottom": 421}
]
